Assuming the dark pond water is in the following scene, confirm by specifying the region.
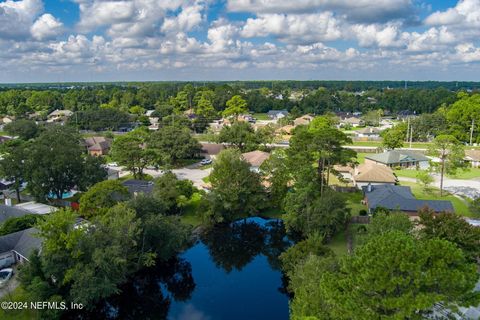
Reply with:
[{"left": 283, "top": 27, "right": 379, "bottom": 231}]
[{"left": 67, "top": 217, "right": 291, "bottom": 320}]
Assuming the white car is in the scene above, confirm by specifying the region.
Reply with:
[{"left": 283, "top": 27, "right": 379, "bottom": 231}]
[
  {"left": 0, "top": 268, "right": 13, "bottom": 287},
  {"left": 200, "top": 159, "right": 212, "bottom": 165}
]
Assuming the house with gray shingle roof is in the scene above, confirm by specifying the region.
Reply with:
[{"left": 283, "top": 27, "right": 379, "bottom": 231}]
[
  {"left": 363, "top": 184, "right": 454, "bottom": 215},
  {"left": 365, "top": 150, "right": 429, "bottom": 169},
  {"left": 0, "top": 228, "right": 42, "bottom": 268}
]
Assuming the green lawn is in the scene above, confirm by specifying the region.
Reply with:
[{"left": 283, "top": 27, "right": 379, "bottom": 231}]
[
  {"left": 325, "top": 229, "right": 349, "bottom": 256},
  {"left": 448, "top": 168, "right": 480, "bottom": 179},
  {"left": 0, "top": 287, "right": 39, "bottom": 320},
  {"left": 394, "top": 169, "right": 422, "bottom": 179},
  {"left": 356, "top": 152, "right": 369, "bottom": 164},
  {"left": 399, "top": 181, "right": 473, "bottom": 217},
  {"left": 252, "top": 113, "right": 270, "bottom": 120},
  {"left": 395, "top": 168, "right": 480, "bottom": 180},
  {"left": 341, "top": 192, "right": 366, "bottom": 216},
  {"left": 181, "top": 193, "right": 205, "bottom": 227}
]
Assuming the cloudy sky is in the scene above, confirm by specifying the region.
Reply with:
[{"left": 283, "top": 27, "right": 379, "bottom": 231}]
[{"left": 0, "top": 0, "right": 479, "bottom": 82}]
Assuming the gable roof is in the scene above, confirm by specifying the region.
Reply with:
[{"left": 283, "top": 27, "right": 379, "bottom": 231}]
[
  {"left": 242, "top": 150, "right": 270, "bottom": 167},
  {"left": 48, "top": 109, "right": 73, "bottom": 117},
  {"left": 0, "top": 228, "right": 42, "bottom": 259},
  {"left": 465, "top": 149, "right": 480, "bottom": 162},
  {"left": 363, "top": 185, "right": 454, "bottom": 213},
  {"left": 15, "top": 202, "right": 57, "bottom": 215},
  {"left": 294, "top": 115, "right": 314, "bottom": 125},
  {"left": 365, "top": 150, "right": 429, "bottom": 165},
  {"left": 122, "top": 179, "right": 154, "bottom": 194},
  {"left": 84, "top": 137, "right": 112, "bottom": 152},
  {"left": 0, "top": 205, "right": 30, "bottom": 224},
  {"left": 354, "top": 163, "right": 396, "bottom": 183}
]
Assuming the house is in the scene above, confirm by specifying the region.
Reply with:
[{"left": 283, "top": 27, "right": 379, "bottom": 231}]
[
  {"left": 145, "top": 110, "right": 156, "bottom": 117},
  {"left": 333, "top": 165, "right": 353, "bottom": 181},
  {"left": 293, "top": 115, "right": 314, "bottom": 126},
  {"left": 0, "top": 200, "right": 56, "bottom": 224},
  {"left": 1, "top": 116, "right": 14, "bottom": 125},
  {"left": 352, "top": 163, "right": 397, "bottom": 189},
  {"left": 355, "top": 127, "right": 381, "bottom": 139},
  {"left": 14, "top": 201, "right": 57, "bottom": 215},
  {"left": 465, "top": 150, "right": 480, "bottom": 168},
  {"left": 200, "top": 143, "right": 225, "bottom": 160},
  {"left": 122, "top": 179, "right": 154, "bottom": 195},
  {"left": 340, "top": 117, "right": 363, "bottom": 128},
  {"left": 0, "top": 228, "right": 42, "bottom": 268},
  {"left": 0, "top": 204, "right": 32, "bottom": 225},
  {"left": 83, "top": 136, "right": 112, "bottom": 156},
  {"left": 0, "top": 136, "right": 12, "bottom": 144},
  {"left": 275, "top": 125, "right": 295, "bottom": 142},
  {"left": 267, "top": 110, "right": 289, "bottom": 120},
  {"left": 242, "top": 150, "right": 270, "bottom": 172},
  {"left": 363, "top": 184, "right": 454, "bottom": 215},
  {"left": 365, "top": 150, "right": 430, "bottom": 169},
  {"left": 47, "top": 109, "right": 74, "bottom": 123},
  {"left": 0, "top": 179, "right": 14, "bottom": 191}
]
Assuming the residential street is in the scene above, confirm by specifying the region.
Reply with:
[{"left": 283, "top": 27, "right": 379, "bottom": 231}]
[{"left": 397, "top": 175, "right": 480, "bottom": 199}]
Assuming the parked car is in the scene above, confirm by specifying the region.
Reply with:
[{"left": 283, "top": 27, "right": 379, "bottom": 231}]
[
  {"left": 0, "top": 268, "right": 13, "bottom": 287},
  {"left": 200, "top": 159, "right": 212, "bottom": 165}
]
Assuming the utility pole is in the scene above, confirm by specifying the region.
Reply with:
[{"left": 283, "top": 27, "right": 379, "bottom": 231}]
[
  {"left": 470, "top": 118, "right": 475, "bottom": 146},
  {"left": 409, "top": 123, "right": 413, "bottom": 149},
  {"left": 406, "top": 116, "right": 410, "bottom": 142}
]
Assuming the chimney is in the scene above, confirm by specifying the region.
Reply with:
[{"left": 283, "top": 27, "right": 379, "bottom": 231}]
[
  {"left": 4, "top": 197, "right": 12, "bottom": 206},
  {"left": 367, "top": 183, "right": 372, "bottom": 193}
]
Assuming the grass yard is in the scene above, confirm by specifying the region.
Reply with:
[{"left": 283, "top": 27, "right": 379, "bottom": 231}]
[
  {"left": 356, "top": 152, "right": 369, "bottom": 164},
  {"left": 341, "top": 191, "right": 366, "bottom": 216},
  {"left": 181, "top": 192, "right": 206, "bottom": 227},
  {"left": 398, "top": 181, "right": 473, "bottom": 217},
  {"left": 325, "top": 229, "right": 349, "bottom": 256},
  {"left": 394, "top": 169, "right": 422, "bottom": 179},
  {"left": 252, "top": 113, "right": 271, "bottom": 120},
  {"left": 448, "top": 168, "right": 480, "bottom": 180},
  {"left": 0, "top": 287, "right": 39, "bottom": 320}
]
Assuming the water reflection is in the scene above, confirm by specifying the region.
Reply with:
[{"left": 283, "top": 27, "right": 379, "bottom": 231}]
[
  {"left": 63, "top": 217, "right": 291, "bottom": 320},
  {"left": 63, "top": 257, "right": 195, "bottom": 320}
]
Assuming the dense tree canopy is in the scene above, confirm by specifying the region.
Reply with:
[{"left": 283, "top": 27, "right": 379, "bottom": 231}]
[
  {"left": 290, "top": 231, "right": 479, "bottom": 320},
  {"left": 25, "top": 126, "right": 106, "bottom": 200},
  {"left": 208, "top": 149, "right": 267, "bottom": 222}
]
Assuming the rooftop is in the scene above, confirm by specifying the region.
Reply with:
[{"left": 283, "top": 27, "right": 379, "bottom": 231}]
[
  {"left": 242, "top": 150, "right": 270, "bottom": 167},
  {"left": 0, "top": 228, "right": 42, "bottom": 260},
  {"left": 363, "top": 184, "right": 454, "bottom": 213},
  {"left": 354, "top": 163, "right": 396, "bottom": 183},
  {"left": 365, "top": 150, "right": 429, "bottom": 165}
]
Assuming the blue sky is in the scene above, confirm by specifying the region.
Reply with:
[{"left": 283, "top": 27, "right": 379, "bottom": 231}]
[{"left": 0, "top": 0, "right": 480, "bottom": 82}]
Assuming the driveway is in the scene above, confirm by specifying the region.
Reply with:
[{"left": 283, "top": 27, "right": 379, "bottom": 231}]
[
  {"left": 118, "top": 164, "right": 212, "bottom": 189},
  {"left": 397, "top": 175, "right": 480, "bottom": 199},
  {"left": 172, "top": 168, "right": 212, "bottom": 188}
]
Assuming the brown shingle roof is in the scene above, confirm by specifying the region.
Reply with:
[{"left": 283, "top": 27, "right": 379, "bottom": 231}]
[
  {"left": 200, "top": 143, "right": 224, "bottom": 156},
  {"left": 354, "top": 163, "right": 396, "bottom": 183},
  {"left": 465, "top": 149, "right": 480, "bottom": 161},
  {"left": 242, "top": 150, "right": 270, "bottom": 167}
]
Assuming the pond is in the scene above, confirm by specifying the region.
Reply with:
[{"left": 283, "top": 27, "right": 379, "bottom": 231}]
[{"left": 66, "top": 217, "right": 292, "bottom": 320}]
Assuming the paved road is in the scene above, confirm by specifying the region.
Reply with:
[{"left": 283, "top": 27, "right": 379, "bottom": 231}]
[
  {"left": 398, "top": 175, "right": 480, "bottom": 199},
  {"left": 110, "top": 163, "right": 212, "bottom": 189}
]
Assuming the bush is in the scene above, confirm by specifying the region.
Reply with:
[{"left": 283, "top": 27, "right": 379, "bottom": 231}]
[
  {"left": 0, "top": 214, "right": 41, "bottom": 236},
  {"left": 359, "top": 209, "right": 368, "bottom": 216}
]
